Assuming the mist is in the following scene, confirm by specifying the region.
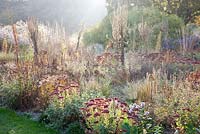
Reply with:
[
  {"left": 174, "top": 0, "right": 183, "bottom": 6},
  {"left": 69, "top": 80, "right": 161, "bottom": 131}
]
[{"left": 0, "top": 0, "right": 107, "bottom": 33}]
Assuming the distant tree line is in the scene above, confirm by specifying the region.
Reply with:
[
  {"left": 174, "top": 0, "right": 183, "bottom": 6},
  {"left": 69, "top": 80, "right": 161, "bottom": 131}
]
[
  {"left": 0, "top": 0, "right": 29, "bottom": 24},
  {"left": 106, "top": 0, "right": 200, "bottom": 24}
]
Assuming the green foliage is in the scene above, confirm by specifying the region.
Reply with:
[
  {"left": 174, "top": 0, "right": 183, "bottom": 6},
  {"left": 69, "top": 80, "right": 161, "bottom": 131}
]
[
  {"left": 176, "top": 110, "right": 200, "bottom": 134},
  {"left": 166, "top": 14, "right": 184, "bottom": 38},
  {"left": 65, "top": 121, "right": 85, "bottom": 134},
  {"left": 98, "top": 78, "right": 112, "bottom": 97},
  {"left": 106, "top": 0, "right": 152, "bottom": 13},
  {"left": 0, "top": 80, "right": 22, "bottom": 108},
  {"left": 121, "top": 123, "right": 139, "bottom": 134},
  {"left": 40, "top": 99, "right": 82, "bottom": 131},
  {"left": 128, "top": 7, "right": 183, "bottom": 50},
  {"left": 153, "top": 0, "right": 200, "bottom": 24},
  {"left": 128, "top": 7, "right": 162, "bottom": 50},
  {"left": 83, "top": 7, "right": 184, "bottom": 51},
  {"left": 83, "top": 15, "right": 112, "bottom": 46}
]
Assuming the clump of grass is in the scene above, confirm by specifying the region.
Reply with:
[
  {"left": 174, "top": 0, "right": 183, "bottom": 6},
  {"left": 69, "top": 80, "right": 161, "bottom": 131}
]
[{"left": 0, "top": 52, "right": 15, "bottom": 62}]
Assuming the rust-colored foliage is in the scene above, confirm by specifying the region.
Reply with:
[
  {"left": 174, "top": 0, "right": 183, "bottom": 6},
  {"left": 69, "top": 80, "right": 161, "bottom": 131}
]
[
  {"left": 96, "top": 52, "right": 121, "bottom": 66},
  {"left": 144, "top": 51, "right": 200, "bottom": 65},
  {"left": 186, "top": 70, "right": 200, "bottom": 89}
]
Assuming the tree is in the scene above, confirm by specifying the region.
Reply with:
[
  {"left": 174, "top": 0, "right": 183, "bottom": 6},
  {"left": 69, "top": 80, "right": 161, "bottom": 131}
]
[
  {"left": 153, "top": 0, "right": 200, "bottom": 24},
  {"left": 106, "top": 0, "right": 152, "bottom": 13},
  {"left": 106, "top": 0, "right": 129, "bottom": 13}
]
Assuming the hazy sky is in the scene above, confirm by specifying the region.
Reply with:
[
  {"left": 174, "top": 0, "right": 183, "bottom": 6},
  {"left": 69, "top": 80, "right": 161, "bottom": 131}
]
[
  {"left": 0, "top": 0, "right": 107, "bottom": 32},
  {"left": 27, "top": 0, "right": 107, "bottom": 28},
  {"left": 82, "top": 0, "right": 107, "bottom": 27}
]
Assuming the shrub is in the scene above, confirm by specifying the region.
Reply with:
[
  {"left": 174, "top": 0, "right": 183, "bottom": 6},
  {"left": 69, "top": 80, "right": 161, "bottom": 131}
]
[
  {"left": 176, "top": 108, "right": 200, "bottom": 134},
  {"left": 40, "top": 86, "right": 105, "bottom": 133},
  {"left": 0, "top": 51, "right": 47, "bottom": 110},
  {"left": 65, "top": 121, "right": 85, "bottom": 134},
  {"left": 0, "top": 73, "right": 37, "bottom": 110},
  {"left": 154, "top": 87, "right": 200, "bottom": 133},
  {"left": 0, "top": 80, "right": 21, "bottom": 108},
  {"left": 83, "top": 15, "right": 112, "bottom": 46},
  {"left": 40, "top": 100, "right": 83, "bottom": 131}
]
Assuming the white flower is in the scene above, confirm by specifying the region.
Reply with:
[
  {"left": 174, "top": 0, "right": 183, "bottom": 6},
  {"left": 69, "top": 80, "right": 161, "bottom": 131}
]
[
  {"left": 129, "top": 103, "right": 137, "bottom": 109},
  {"left": 140, "top": 102, "right": 145, "bottom": 108},
  {"left": 144, "top": 111, "right": 150, "bottom": 116},
  {"left": 128, "top": 108, "right": 133, "bottom": 114},
  {"left": 130, "top": 3, "right": 135, "bottom": 6},
  {"left": 135, "top": 104, "right": 140, "bottom": 109}
]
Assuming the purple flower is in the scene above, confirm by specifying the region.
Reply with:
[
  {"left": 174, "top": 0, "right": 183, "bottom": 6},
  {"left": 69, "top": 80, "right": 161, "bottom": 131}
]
[
  {"left": 121, "top": 102, "right": 128, "bottom": 106},
  {"left": 104, "top": 105, "right": 109, "bottom": 108},
  {"left": 86, "top": 102, "right": 94, "bottom": 107},
  {"left": 94, "top": 112, "right": 101, "bottom": 117},
  {"left": 80, "top": 108, "right": 87, "bottom": 111},
  {"left": 58, "top": 96, "right": 64, "bottom": 99},
  {"left": 102, "top": 109, "right": 109, "bottom": 113},
  {"left": 86, "top": 113, "right": 92, "bottom": 117}
]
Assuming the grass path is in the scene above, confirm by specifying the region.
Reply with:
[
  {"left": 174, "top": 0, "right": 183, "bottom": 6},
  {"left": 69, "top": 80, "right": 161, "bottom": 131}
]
[{"left": 0, "top": 108, "right": 57, "bottom": 134}]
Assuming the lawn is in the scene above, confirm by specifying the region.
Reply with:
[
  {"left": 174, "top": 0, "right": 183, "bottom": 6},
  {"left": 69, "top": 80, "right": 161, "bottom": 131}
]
[{"left": 0, "top": 108, "right": 57, "bottom": 134}]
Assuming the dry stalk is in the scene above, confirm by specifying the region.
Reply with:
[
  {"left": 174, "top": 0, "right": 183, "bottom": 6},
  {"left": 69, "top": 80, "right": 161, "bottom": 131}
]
[
  {"left": 27, "top": 17, "right": 39, "bottom": 65},
  {"left": 12, "top": 24, "right": 19, "bottom": 66},
  {"left": 76, "top": 24, "right": 84, "bottom": 51}
]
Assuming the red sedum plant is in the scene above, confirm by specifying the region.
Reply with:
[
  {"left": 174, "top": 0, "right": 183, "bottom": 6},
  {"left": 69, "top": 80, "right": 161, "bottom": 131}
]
[{"left": 80, "top": 98, "right": 147, "bottom": 133}]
